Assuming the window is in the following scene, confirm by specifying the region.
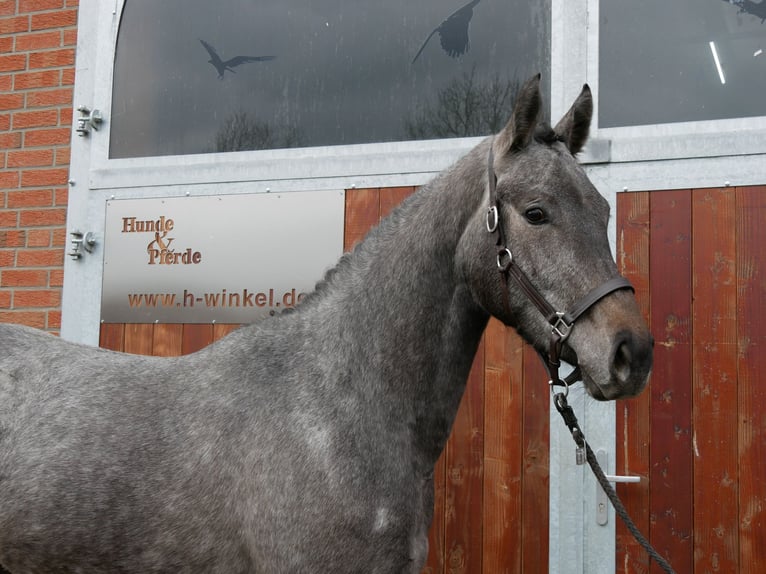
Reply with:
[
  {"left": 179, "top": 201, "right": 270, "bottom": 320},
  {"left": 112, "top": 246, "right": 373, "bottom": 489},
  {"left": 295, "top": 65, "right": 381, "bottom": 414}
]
[
  {"left": 109, "top": 0, "right": 550, "bottom": 158},
  {"left": 599, "top": 0, "right": 766, "bottom": 128}
]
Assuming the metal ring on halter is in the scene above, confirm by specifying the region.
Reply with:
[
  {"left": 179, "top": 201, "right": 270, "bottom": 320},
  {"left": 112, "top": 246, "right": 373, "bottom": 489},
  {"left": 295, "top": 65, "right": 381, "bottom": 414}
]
[
  {"left": 549, "top": 378, "right": 570, "bottom": 397},
  {"left": 486, "top": 206, "right": 499, "bottom": 233},
  {"left": 496, "top": 248, "right": 512, "bottom": 270}
]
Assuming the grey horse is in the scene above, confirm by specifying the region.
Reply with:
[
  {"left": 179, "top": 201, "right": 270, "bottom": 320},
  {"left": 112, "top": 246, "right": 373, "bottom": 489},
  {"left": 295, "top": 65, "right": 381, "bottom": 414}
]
[{"left": 0, "top": 75, "right": 652, "bottom": 573}]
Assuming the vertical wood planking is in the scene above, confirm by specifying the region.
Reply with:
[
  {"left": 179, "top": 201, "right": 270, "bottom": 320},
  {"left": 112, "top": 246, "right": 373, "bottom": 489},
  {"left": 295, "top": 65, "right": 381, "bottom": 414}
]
[
  {"left": 123, "top": 324, "right": 154, "bottom": 355},
  {"left": 99, "top": 323, "right": 125, "bottom": 352},
  {"left": 482, "top": 319, "right": 524, "bottom": 574},
  {"left": 213, "top": 323, "right": 241, "bottom": 341},
  {"left": 152, "top": 323, "right": 183, "bottom": 357},
  {"left": 380, "top": 186, "right": 416, "bottom": 219},
  {"left": 692, "top": 188, "right": 739, "bottom": 573},
  {"left": 736, "top": 186, "right": 766, "bottom": 573},
  {"left": 424, "top": 451, "right": 447, "bottom": 574},
  {"left": 344, "top": 188, "right": 380, "bottom": 251},
  {"left": 445, "top": 339, "right": 485, "bottom": 574},
  {"left": 649, "top": 190, "right": 693, "bottom": 574},
  {"left": 182, "top": 324, "right": 214, "bottom": 355},
  {"left": 520, "top": 344, "right": 549, "bottom": 572},
  {"left": 615, "top": 191, "right": 652, "bottom": 572}
]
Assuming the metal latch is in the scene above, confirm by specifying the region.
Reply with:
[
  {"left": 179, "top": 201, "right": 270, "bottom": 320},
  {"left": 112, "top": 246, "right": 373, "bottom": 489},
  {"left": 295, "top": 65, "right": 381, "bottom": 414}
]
[
  {"left": 75, "top": 105, "right": 103, "bottom": 136},
  {"left": 595, "top": 449, "right": 641, "bottom": 526},
  {"left": 68, "top": 230, "right": 96, "bottom": 260}
]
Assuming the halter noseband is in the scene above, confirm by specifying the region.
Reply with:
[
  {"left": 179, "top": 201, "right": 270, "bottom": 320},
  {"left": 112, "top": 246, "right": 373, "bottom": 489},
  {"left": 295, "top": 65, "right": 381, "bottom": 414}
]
[{"left": 486, "top": 142, "right": 634, "bottom": 392}]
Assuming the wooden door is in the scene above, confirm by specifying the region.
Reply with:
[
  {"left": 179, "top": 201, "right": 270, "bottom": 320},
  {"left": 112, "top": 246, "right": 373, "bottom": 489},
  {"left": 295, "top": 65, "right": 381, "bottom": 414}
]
[
  {"left": 616, "top": 187, "right": 766, "bottom": 574},
  {"left": 100, "top": 185, "right": 551, "bottom": 573}
]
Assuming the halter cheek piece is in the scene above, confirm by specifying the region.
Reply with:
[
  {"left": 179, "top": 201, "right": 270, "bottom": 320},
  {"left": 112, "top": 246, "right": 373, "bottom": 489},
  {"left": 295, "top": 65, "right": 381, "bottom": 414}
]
[{"left": 486, "top": 142, "right": 634, "bottom": 393}]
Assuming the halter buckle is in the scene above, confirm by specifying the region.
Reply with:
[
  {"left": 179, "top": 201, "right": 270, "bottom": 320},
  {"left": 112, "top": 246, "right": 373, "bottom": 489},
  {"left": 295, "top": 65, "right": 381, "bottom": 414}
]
[
  {"left": 486, "top": 206, "right": 498, "bottom": 233},
  {"left": 552, "top": 312, "right": 573, "bottom": 341},
  {"left": 496, "top": 248, "right": 512, "bottom": 270}
]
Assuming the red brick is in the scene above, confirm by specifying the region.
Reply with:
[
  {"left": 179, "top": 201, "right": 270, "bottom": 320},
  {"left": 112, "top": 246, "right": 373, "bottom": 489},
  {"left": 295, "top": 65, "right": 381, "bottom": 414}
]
[
  {"left": 58, "top": 105, "right": 71, "bottom": 125},
  {"left": 1, "top": 269, "right": 48, "bottom": 287},
  {"left": 28, "top": 48, "right": 75, "bottom": 70},
  {"left": 0, "top": 113, "right": 10, "bottom": 130},
  {"left": 15, "top": 31, "right": 61, "bottom": 52},
  {"left": 24, "top": 127, "right": 70, "bottom": 147},
  {"left": 30, "top": 9, "right": 76, "bottom": 31},
  {"left": 0, "top": 230, "right": 26, "bottom": 247},
  {"left": 0, "top": 75, "right": 11, "bottom": 91},
  {"left": 20, "top": 0, "right": 65, "bottom": 13},
  {"left": 0, "top": 53, "right": 27, "bottom": 73},
  {"left": 62, "top": 27, "right": 76, "bottom": 47},
  {"left": 16, "top": 248, "right": 62, "bottom": 266},
  {"left": 54, "top": 146, "right": 68, "bottom": 165},
  {"left": 49, "top": 268, "right": 63, "bottom": 286},
  {"left": 0, "top": 249, "right": 15, "bottom": 266},
  {"left": 0, "top": 1, "right": 16, "bottom": 17},
  {"left": 0, "top": 93, "right": 24, "bottom": 111},
  {"left": 0, "top": 310, "right": 46, "bottom": 328},
  {"left": 26, "top": 228, "right": 50, "bottom": 246},
  {"left": 60, "top": 66, "right": 73, "bottom": 86},
  {"left": 27, "top": 87, "right": 72, "bottom": 107},
  {"left": 46, "top": 309, "right": 60, "bottom": 329},
  {"left": 19, "top": 207, "right": 66, "bottom": 226},
  {"left": 8, "top": 149, "right": 54, "bottom": 168},
  {"left": 13, "top": 289, "right": 61, "bottom": 308},
  {"left": 21, "top": 167, "right": 68, "bottom": 187},
  {"left": 0, "top": 131, "right": 22, "bottom": 148},
  {"left": 0, "top": 209, "right": 18, "bottom": 227},
  {"left": 53, "top": 187, "right": 66, "bottom": 206},
  {"left": 0, "top": 36, "right": 13, "bottom": 53},
  {"left": 0, "top": 16, "right": 31, "bottom": 35},
  {"left": 12, "top": 109, "right": 58, "bottom": 129},
  {"left": 0, "top": 290, "right": 10, "bottom": 308},
  {"left": 0, "top": 170, "right": 20, "bottom": 188},
  {"left": 51, "top": 226, "right": 65, "bottom": 245},
  {"left": 14, "top": 69, "right": 61, "bottom": 90},
  {"left": 7, "top": 188, "right": 53, "bottom": 207}
]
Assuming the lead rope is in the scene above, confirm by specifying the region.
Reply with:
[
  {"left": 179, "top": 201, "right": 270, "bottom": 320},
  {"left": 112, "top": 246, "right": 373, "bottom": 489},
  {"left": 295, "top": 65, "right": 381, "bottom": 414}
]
[{"left": 553, "top": 392, "right": 676, "bottom": 574}]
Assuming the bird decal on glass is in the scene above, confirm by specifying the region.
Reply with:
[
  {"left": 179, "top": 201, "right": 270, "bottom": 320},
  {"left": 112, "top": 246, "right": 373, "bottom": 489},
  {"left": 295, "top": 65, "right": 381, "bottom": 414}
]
[
  {"left": 411, "top": 0, "right": 482, "bottom": 64},
  {"left": 199, "top": 39, "right": 276, "bottom": 79}
]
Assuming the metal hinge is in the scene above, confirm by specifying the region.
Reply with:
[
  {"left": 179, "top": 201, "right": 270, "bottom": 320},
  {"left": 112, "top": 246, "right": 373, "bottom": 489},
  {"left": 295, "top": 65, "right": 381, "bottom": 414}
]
[
  {"left": 75, "top": 105, "right": 103, "bottom": 136},
  {"left": 69, "top": 230, "right": 97, "bottom": 260}
]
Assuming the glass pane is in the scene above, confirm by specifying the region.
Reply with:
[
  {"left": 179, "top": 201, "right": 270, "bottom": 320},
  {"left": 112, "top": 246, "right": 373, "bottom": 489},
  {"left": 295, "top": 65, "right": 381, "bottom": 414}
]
[
  {"left": 109, "top": 0, "right": 550, "bottom": 159},
  {"left": 600, "top": 0, "right": 766, "bottom": 128}
]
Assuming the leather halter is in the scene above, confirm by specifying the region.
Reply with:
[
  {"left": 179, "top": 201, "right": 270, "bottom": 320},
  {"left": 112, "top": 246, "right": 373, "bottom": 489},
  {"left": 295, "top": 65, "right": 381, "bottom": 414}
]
[{"left": 486, "top": 142, "right": 634, "bottom": 391}]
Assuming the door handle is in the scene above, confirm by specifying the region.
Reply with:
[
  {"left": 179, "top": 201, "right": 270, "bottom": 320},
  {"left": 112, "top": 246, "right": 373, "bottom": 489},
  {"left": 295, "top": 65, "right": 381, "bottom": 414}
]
[{"left": 595, "top": 449, "right": 641, "bottom": 526}]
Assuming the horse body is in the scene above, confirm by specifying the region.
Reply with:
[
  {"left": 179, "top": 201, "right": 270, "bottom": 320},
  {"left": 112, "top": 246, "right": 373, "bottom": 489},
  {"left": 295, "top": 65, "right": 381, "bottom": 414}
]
[{"left": 0, "top": 76, "right": 652, "bottom": 572}]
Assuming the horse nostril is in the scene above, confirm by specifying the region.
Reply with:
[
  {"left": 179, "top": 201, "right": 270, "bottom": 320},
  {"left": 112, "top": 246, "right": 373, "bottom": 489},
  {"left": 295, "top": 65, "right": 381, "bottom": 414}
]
[{"left": 611, "top": 332, "right": 633, "bottom": 384}]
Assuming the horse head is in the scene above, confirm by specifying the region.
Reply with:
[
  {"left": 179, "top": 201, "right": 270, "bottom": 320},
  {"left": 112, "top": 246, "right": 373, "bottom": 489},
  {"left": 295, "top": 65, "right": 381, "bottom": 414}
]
[{"left": 458, "top": 75, "right": 652, "bottom": 401}]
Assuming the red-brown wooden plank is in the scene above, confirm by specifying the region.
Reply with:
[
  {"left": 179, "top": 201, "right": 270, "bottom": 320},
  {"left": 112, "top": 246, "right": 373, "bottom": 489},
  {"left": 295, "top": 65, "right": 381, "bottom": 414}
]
[
  {"left": 212, "top": 323, "right": 240, "bottom": 341},
  {"left": 182, "top": 323, "right": 214, "bottom": 355},
  {"left": 483, "top": 319, "right": 524, "bottom": 574},
  {"left": 423, "top": 450, "right": 446, "bottom": 574},
  {"left": 445, "top": 339, "right": 485, "bottom": 574},
  {"left": 736, "top": 186, "right": 766, "bottom": 573},
  {"left": 520, "top": 344, "right": 549, "bottom": 572},
  {"left": 99, "top": 323, "right": 125, "bottom": 352},
  {"left": 615, "top": 191, "right": 652, "bottom": 572},
  {"left": 344, "top": 187, "right": 380, "bottom": 252},
  {"left": 649, "top": 189, "right": 693, "bottom": 574},
  {"left": 691, "top": 187, "right": 739, "bottom": 573},
  {"left": 152, "top": 323, "right": 183, "bottom": 357},
  {"left": 123, "top": 323, "right": 154, "bottom": 356},
  {"left": 380, "top": 186, "right": 415, "bottom": 220}
]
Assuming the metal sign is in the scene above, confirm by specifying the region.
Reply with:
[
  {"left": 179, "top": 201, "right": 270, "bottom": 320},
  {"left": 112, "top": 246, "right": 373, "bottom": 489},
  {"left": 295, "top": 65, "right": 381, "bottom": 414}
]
[{"left": 101, "top": 191, "right": 345, "bottom": 323}]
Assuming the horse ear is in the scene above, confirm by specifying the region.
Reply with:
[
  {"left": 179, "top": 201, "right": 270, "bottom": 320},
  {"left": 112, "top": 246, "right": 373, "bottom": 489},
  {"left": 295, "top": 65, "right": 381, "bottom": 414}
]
[
  {"left": 494, "top": 74, "right": 542, "bottom": 156},
  {"left": 553, "top": 84, "right": 593, "bottom": 155}
]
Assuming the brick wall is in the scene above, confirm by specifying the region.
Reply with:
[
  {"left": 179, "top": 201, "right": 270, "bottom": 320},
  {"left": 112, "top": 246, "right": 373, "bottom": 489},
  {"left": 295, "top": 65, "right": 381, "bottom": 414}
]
[{"left": 0, "top": 0, "right": 78, "bottom": 333}]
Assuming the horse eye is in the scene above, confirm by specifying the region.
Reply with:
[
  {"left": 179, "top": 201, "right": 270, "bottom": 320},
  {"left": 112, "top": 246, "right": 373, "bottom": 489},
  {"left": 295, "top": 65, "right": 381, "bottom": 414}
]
[{"left": 524, "top": 207, "right": 547, "bottom": 225}]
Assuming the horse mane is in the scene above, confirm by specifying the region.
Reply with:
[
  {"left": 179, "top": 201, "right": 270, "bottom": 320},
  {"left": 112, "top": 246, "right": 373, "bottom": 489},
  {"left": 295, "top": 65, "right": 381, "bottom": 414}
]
[{"left": 533, "top": 123, "right": 564, "bottom": 146}]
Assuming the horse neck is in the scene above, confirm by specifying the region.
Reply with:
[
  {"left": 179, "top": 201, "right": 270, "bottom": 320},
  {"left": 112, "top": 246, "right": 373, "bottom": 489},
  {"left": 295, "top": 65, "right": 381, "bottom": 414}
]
[{"left": 322, "top": 144, "right": 491, "bottom": 460}]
